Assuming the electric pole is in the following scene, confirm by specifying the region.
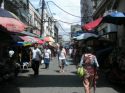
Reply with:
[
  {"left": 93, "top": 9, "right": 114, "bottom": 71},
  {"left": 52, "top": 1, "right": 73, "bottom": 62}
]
[{"left": 40, "top": 0, "right": 45, "bottom": 37}]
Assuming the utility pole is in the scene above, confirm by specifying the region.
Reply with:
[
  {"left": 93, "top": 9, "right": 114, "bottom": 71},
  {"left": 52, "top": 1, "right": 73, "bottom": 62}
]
[{"left": 40, "top": 0, "right": 45, "bottom": 37}]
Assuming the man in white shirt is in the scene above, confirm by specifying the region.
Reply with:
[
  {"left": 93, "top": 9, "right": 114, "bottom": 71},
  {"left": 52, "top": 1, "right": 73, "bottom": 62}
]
[
  {"left": 44, "top": 46, "right": 51, "bottom": 69},
  {"left": 31, "top": 43, "right": 42, "bottom": 75}
]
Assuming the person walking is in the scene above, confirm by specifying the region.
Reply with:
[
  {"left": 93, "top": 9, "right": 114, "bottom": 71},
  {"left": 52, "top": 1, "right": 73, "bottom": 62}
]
[
  {"left": 31, "top": 43, "right": 42, "bottom": 76},
  {"left": 58, "top": 46, "right": 66, "bottom": 72},
  {"left": 43, "top": 46, "right": 51, "bottom": 69},
  {"left": 79, "top": 46, "right": 99, "bottom": 93},
  {"left": 69, "top": 47, "right": 73, "bottom": 58}
]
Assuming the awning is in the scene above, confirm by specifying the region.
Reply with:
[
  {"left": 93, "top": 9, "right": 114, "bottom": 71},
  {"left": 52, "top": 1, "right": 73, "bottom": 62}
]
[
  {"left": 82, "top": 17, "right": 103, "bottom": 31},
  {"left": 19, "top": 36, "right": 44, "bottom": 44},
  {"left": 102, "top": 11, "right": 125, "bottom": 25},
  {"left": 0, "top": 8, "right": 27, "bottom": 32},
  {"left": 44, "top": 36, "right": 55, "bottom": 42},
  {"left": 19, "top": 36, "right": 36, "bottom": 43},
  {"left": 33, "top": 37, "right": 45, "bottom": 44},
  {"left": 76, "top": 33, "right": 98, "bottom": 40},
  {"left": 16, "top": 42, "right": 32, "bottom": 46},
  {"left": 19, "top": 31, "right": 39, "bottom": 37}
]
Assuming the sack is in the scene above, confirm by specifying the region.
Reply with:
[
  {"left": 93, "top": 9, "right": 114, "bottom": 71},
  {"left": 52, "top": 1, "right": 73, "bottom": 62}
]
[{"left": 77, "top": 67, "right": 86, "bottom": 77}]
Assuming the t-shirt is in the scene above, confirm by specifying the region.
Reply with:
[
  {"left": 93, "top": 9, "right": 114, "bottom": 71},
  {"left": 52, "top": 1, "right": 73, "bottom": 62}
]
[
  {"left": 32, "top": 48, "right": 42, "bottom": 61},
  {"left": 44, "top": 49, "right": 51, "bottom": 58},
  {"left": 59, "top": 48, "right": 66, "bottom": 60},
  {"left": 9, "top": 50, "right": 14, "bottom": 57}
]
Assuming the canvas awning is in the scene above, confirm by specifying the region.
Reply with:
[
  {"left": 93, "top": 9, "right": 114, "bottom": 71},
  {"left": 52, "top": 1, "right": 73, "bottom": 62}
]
[
  {"left": 82, "top": 17, "right": 103, "bottom": 31},
  {"left": 102, "top": 11, "right": 125, "bottom": 25}
]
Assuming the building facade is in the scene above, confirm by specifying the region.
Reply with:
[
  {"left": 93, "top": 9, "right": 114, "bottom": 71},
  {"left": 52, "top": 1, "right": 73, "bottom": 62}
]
[
  {"left": 92, "top": 0, "right": 125, "bottom": 48},
  {"left": 28, "top": 2, "right": 41, "bottom": 37},
  {"left": 71, "top": 24, "right": 82, "bottom": 38},
  {"left": 80, "top": 0, "right": 93, "bottom": 25},
  {"left": 0, "top": 0, "right": 59, "bottom": 42}
]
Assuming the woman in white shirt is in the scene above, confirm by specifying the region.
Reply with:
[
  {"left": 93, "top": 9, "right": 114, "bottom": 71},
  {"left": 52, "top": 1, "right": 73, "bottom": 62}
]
[{"left": 58, "top": 46, "right": 66, "bottom": 72}]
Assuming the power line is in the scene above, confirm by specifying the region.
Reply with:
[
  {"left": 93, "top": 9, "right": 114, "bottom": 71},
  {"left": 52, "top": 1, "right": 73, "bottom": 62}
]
[
  {"left": 45, "top": 1, "right": 67, "bottom": 33},
  {"left": 47, "top": 1, "right": 92, "bottom": 18},
  {"left": 55, "top": 19, "right": 81, "bottom": 24},
  {"left": 47, "top": 1, "right": 81, "bottom": 18},
  {"left": 46, "top": 2, "right": 81, "bottom": 25}
]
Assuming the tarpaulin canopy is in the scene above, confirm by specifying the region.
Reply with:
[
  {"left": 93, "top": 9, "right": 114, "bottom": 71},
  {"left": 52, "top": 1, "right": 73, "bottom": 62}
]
[
  {"left": 33, "top": 37, "right": 45, "bottom": 44},
  {"left": 19, "top": 36, "right": 36, "bottom": 43},
  {"left": 102, "top": 11, "right": 125, "bottom": 25},
  {"left": 0, "top": 8, "right": 27, "bottom": 32},
  {"left": 82, "top": 17, "right": 103, "bottom": 31},
  {"left": 16, "top": 42, "right": 32, "bottom": 46},
  {"left": 19, "top": 36, "right": 44, "bottom": 44},
  {"left": 44, "top": 36, "right": 55, "bottom": 42},
  {"left": 76, "top": 33, "right": 98, "bottom": 40}
]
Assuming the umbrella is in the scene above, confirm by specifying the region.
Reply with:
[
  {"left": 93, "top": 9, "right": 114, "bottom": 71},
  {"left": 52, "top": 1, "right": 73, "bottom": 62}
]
[
  {"left": 19, "top": 36, "right": 45, "bottom": 44},
  {"left": 16, "top": 42, "right": 32, "bottom": 46},
  {"left": 76, "top": 33, "right": 98, "bottom": 40},
  {"left": 19, "top": 36, "right": 36, "bottom": 43},
  {"left": 44, "top": 36, "right": 55, "bottom": 42},
  {"left": 0, "top": 7, "right": 27, "bottom": 32},
  {"left": 102, "top": 11, "right": 125, "bottom": 25},
  {"left": 33, "top": 37, "right": 45, "bottom": 44}
]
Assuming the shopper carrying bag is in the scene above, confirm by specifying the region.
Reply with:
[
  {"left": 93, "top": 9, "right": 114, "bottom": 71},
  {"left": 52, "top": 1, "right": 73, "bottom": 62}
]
[{"left": 79, "top": 46, "right": 99, "bottom": 93}]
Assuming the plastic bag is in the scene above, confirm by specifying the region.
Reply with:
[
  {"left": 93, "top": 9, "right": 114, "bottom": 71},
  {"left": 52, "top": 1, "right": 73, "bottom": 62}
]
[{"left": 77, "top": 66, "right": 86, "bottom": 77}]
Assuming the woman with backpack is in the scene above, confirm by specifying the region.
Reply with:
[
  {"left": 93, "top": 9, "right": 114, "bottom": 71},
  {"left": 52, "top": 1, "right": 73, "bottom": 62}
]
[{"left": 79, "top": 46, "right": 99, "bottom": 93}]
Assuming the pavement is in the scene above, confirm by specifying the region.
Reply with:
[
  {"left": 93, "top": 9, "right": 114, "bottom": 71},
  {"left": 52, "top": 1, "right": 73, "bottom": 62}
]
[{"left": 0, "top": 56, "right": 125, "bottom": 93}]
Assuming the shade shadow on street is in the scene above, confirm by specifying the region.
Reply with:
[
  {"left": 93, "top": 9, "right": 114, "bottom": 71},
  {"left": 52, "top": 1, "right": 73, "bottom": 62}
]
[
  {"left": 0, "top": 82, "right": 20, "bottom": 93},
  {"left": 96, "top": 71, "right": 125, "bottom": 93},
  {"left": 15, "top": 75, "right": 83, "bottom": 87}
]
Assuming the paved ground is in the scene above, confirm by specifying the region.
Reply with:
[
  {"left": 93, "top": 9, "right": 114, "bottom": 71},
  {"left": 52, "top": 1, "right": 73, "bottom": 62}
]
[{"left": 0, "top": 57, "right": 125, "bottom": 93}]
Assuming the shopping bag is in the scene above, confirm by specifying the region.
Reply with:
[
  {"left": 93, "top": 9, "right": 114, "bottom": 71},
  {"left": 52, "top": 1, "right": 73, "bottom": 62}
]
[
  {"left": 77, "top": 66, "right": 86, "bottom": 77},
  {"left": 41, "top": 60, "right": 44, "bottom": 64}
]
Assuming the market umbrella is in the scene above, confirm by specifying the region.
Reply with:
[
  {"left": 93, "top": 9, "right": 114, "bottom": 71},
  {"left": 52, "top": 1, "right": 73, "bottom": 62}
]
[
  {"left": 102, "top": 11, "right": 125, "bottom": 25},
  {"left": 76, "top": 33, "right": 98, "bottom": 40},
  {"left": 33, "top": 37, "right": 45, "bottom": 44},
  {"left": 19, "top": 36, "right": 45, "bottom": 44},
  {"left": 19, "top": 36, "right": 36, "bottom": 43},
  {"left": 16, "top": 42, "right": 32, "bottom": 46},
  {"left": 0, "top": 7, "right": 27, "bottom": 32},
  {"left": 44, "top": 36, "right": 55, "bottom": 42}
]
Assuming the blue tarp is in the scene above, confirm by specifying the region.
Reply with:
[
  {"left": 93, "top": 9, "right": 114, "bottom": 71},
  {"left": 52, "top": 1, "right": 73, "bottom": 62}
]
[{"left": 103, "top": 11, "right": 125, "bottom": 25}]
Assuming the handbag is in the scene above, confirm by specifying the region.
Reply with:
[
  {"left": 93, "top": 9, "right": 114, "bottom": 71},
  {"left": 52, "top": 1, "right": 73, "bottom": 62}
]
[{"left": 77, "top": 66, "right": 86, "bottom": 77}]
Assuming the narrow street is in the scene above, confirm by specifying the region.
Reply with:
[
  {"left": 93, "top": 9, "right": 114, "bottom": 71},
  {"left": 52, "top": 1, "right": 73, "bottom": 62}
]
[{"left": 0, "top": 57, "right": 125, "bottom": 93}]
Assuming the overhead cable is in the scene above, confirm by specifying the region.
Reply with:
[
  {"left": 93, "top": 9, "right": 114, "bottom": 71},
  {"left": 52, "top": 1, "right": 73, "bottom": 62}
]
[
  {"left": 47, "top": 1, "right": 92, "bottom": 18},
  {"left": 46, "top": 1, "right": 81, "bottom": 24}
]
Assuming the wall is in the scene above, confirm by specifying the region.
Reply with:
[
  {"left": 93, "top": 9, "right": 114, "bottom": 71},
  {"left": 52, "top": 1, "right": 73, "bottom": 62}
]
[{"left": 117, "top": 0, "right": 125, "bottom": 48}]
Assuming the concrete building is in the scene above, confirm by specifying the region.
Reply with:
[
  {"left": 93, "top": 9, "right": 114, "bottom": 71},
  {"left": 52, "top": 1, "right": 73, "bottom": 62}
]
[
  {"left": 80, "top": 0, "right": 93, "bottom": 25},
  {"left": 28, "top": 2, "right": 41, "bottom": 37},
  {"left": 71, "top": 24, "right": 82, "bottom": 38},
  {"left": 92, "top": 0, "right": 125, "bottom": 48},
  {"left": 0, "top": 0, "right": 30, "bottom": 25},
  {"left": 42, "top": 6, "right": 59, "bottom": 42},
  {"left": 0, "top": 0, "right": 59, "bottom": 42}
]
